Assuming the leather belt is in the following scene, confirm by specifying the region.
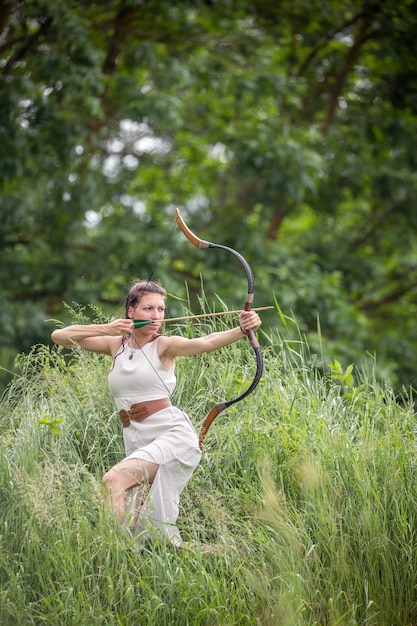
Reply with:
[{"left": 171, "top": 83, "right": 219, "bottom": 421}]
[{"left": 119, "top": 398, "right": 171, "bottom": 428}]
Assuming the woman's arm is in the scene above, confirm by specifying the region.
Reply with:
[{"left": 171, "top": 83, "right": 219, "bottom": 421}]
[
  {"left": 51, "top": 319, "right": 133, "bottom": 356},
  {"left": 159, "top": 310, "right": 261, "bottom": 361}
]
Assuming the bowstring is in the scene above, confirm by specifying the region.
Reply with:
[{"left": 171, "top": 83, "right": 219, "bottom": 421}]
[{"left": 144, "top": 216, "right": 178, "bottom": 288}]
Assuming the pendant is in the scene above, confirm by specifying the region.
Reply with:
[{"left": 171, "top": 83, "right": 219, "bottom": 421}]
[{"left": 129, "top": 352, "right": 133, "bottom": 360}]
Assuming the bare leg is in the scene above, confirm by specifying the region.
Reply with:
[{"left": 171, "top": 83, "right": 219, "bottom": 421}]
[{"left": 102, "top": 458, "right": 159, "bottom": 524}]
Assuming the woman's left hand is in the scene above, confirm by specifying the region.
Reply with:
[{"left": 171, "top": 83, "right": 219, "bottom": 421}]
[{"left": 239, "top": 310, "right": 262, "bottom": 334}]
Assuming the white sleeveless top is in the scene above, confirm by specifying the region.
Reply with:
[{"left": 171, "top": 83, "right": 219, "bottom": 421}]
[{"left": 108, "top": 336, "right": 175, "bottom": 409}]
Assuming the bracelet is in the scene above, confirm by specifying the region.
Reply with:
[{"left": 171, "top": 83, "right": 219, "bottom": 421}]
[{"left": 239, "top": 325, "right": 247, "bottom": 336}]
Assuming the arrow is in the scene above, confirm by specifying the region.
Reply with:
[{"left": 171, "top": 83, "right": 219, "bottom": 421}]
[{"left": 133, "top": 305, "right": 273, "bottom": 328}]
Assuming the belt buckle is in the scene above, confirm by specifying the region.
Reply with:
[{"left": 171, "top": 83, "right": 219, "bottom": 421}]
[{"left": 119, "top": 409, "right": 131, "bottom": 427}]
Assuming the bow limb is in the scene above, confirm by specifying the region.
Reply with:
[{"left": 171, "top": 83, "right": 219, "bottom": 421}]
[{"left": 175, "top": 208, "right": 264, "bottom": 450}]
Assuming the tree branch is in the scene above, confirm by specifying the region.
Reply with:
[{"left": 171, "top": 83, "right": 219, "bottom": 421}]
[
  {"left": 102, "top": 0, "right": 135, "bottom": 75},
  {"left": 320, "top": 20, "right": 374, "bottom": 135},
  {"left": 297, "top": 7, "right": 373, "bottom": 77},
  {"left": 0, "top": 0, "right": 13, "bottom": 39},
  {"left": 359, "top": 276, "right": 417, "bottom": 312},
  {"left": 346, "top": 205, "right": 397, "bottom": 255},
  {"left": 1, "top": 14, "right": 52, "bottom": 76}
]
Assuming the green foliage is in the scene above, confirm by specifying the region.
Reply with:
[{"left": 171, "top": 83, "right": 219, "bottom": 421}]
[
  {"left": 329, "top": 359, "right": 355, "bottom": 389},
  {"left": 1, "top": 0, "right": 417, "bottom": 394},
  {"left": 1, "top": 319, "right": 417, "bottom": 624}
]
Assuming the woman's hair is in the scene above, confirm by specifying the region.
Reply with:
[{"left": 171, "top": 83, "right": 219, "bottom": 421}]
[{"left": 124, "top": 279, "right": 166, "bottom": 318}]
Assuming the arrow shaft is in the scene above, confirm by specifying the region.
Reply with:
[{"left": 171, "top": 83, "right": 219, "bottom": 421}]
[
  {"left": 134, "top": 305, "right": 272, "bottom": 327},
  {"left": 163, "top": 306, "right": 272, "bottom": 323}
]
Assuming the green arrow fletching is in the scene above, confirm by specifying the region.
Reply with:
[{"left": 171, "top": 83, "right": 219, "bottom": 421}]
[{"left": 133, "top": 319, "right": 153, "bottom": 329}]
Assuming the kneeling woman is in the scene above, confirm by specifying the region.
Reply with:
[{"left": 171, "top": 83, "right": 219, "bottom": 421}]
[{"left": 51, "top": 280, "right": 261, "bottom": 549}]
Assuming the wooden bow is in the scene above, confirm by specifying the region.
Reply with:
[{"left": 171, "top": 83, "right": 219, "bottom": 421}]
[{"left": 175, "top": 208, "right": 264, "bottom": 450}]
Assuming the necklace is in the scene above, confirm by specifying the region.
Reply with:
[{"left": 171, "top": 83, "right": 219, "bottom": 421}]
[{"left": 128, "top": 334, "right": 144, "bottom": 360}]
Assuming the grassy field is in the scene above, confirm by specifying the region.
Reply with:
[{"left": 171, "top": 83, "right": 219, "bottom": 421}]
[{"left": 1, "top": 316, "right": 417, "bottom": 625}]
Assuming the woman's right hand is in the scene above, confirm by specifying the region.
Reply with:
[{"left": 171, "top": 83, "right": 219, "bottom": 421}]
[{"left": 105, "top": 318, "right": 135, "bottom": 336}]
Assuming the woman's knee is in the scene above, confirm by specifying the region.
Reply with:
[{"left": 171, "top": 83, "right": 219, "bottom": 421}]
[
  {"left": 102, "top": 460, "right": 158, "bottom": 492},
  {"left": 102, "top": 467, "right": 117, "bottom": 491}
]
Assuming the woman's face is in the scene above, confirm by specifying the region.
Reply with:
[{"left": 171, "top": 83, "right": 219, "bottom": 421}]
[{"left": 128, "top": 292, "right": 166, "bottom": 331}]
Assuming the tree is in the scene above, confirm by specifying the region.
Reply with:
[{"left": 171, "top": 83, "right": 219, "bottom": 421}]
[{"left": 1, "top": 0, "right": 417, "bottom": 390}]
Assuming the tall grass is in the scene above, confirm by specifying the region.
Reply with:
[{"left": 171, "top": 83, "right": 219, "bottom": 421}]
[{"left": 1, "top": 312, "right": 417, "bottom": 624}]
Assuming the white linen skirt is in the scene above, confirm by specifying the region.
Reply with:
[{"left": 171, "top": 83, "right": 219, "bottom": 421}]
[{"left": 121, "top": 405, "right": 201, "bottom": 545}]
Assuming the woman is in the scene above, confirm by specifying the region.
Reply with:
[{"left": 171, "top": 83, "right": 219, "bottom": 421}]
[{"left": 51, "top": 280, "right": 261, "bottom": 550}]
